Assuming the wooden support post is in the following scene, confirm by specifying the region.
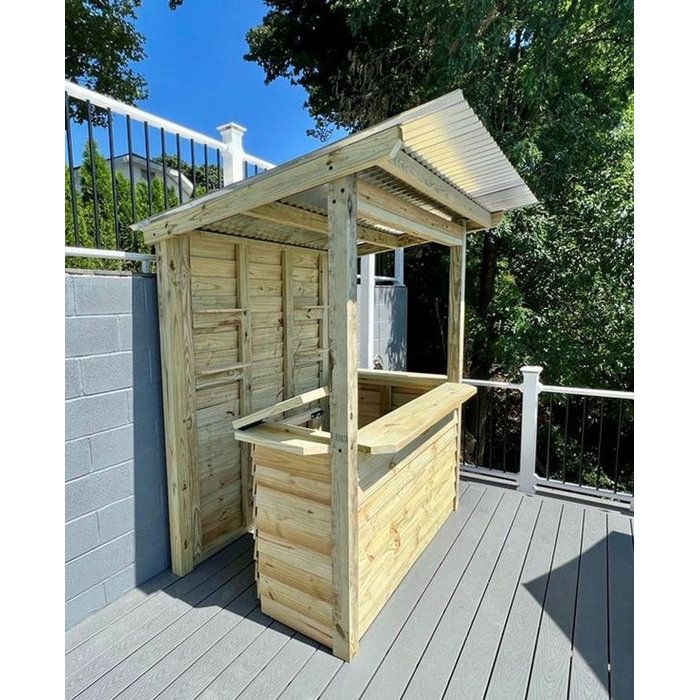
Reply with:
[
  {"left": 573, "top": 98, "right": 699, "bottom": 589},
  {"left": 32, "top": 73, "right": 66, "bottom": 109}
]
[
  {"left": 327, "top": 175, "right": 360, "bottom": 661},
  {"left": 237, "top": 243, "right": 254, "bottom": 529},
  {"left": 319, "top": 252, "right": 331, "bottom": 431},
  {"left": 282, "top": 250, "right": 296, "bottom": 399},
  {"left": 155, "top": 237, "right": 200, "bottom": 576},
  {"left": 447, "top": 235, "right": 466, "bottom": 510}
]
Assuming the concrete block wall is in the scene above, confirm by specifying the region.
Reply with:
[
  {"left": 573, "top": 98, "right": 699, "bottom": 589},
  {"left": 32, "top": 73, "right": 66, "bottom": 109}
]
[{"left": 65, "top": 272, "right": 170, "bottom": 629}]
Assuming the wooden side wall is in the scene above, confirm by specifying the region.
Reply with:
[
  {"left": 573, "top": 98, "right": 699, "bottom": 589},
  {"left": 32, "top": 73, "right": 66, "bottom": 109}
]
[
  {"left": 159, "top": 232, "right": 328, "bottom": 572},
  {"left": 252, "top": 445, "right": 333, "bottom": 647},
  {"left": 357, "top": 415, "right": 459, "bottom": 634},
  {"left": 358, "top": 375, "right": 440, "bottom": 427}
]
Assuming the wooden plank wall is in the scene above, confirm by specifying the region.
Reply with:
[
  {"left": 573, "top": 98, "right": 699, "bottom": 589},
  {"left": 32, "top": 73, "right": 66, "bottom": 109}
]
[
  {"left": 357, "top": 416, "right": 459, "bottom": 634},
  {"left": 250, "top": 418, "right": 459, "bottom": 651},
  {"left": 358, "top": 379, "right": 433, "bottom": 427},
  {"left": 160, "top": 232, "right": 328, "bottom": 573},
  {"left": 253, "top": 445, "right": 333, "bottom": 647}
]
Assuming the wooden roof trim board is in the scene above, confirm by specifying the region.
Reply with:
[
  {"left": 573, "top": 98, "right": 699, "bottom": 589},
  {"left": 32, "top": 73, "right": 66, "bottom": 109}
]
[{"left": 138, "top": 126, "right": 404, "bottom": 243}]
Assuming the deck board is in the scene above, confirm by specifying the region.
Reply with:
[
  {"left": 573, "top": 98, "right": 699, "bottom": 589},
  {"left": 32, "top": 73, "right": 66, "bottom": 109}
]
[
  {"left": 66, "top": 479, "right": 633, "bottom": 700},
  {"left": 485, "top": 501, "right": 563, "bottom": 699},
  {"left": 608, "top": 513, "right": 634, "bottom": 700},
  {"left": 569, "top": 508, "right": 610, "bottom": 699}
]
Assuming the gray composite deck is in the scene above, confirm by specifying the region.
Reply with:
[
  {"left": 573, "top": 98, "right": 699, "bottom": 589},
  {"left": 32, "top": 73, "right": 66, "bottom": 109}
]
[{"left": 65, "top": 479, "right": 633, "bottom": 699}]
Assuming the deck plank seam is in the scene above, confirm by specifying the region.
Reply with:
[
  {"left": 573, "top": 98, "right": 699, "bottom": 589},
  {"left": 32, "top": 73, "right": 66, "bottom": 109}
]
[
  {"left": 440, "top": 494, "right": 532, "bottom": 697},
  {"left": 605, "top": 513, "right": 611, "bottom": 697},
  {"left": 565, "top": 509, "right": 588, "bottom": 700},
  {"left": 482, "top": 498, "right": 547, "bottom": 698},
  {"left": 306, "top": 482, "right": 479, "bottom": 699},
  {"left": 397, "top": 490, "right": 510, "bottom": 698}
]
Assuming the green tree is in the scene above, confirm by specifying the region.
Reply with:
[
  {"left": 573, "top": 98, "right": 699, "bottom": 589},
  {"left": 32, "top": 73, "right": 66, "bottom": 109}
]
[
  {"left": 65, "top": 0, "right": 147, "bottom": 105},
  {"left": 246, "top": 0, "right": 634, "bottom": 391},
  {"left": 65, "top": 1, "right": 183, "bottom": 107}
]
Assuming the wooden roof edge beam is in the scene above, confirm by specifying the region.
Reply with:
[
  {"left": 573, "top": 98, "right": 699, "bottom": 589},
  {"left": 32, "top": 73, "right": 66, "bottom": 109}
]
[
  {"left": 357, "top": 234, "right": 424, "bottom": 257},
  {"left": 463, "top": 210, "right": 504, "bottom": 232},
  {"left": 380, "top": 148, "right": 495, "bottom": 229},
  {"left": 135, "top": 126, "right": 404, "bottom": 244},
  {"left": 357, "top": 180, "right": 465, "bottom": 247}
]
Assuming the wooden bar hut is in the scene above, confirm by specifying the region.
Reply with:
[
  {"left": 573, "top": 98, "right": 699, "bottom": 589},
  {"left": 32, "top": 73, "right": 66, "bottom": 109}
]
[{"left": 133, "top": 91, "right": 536, "bottom": 661}]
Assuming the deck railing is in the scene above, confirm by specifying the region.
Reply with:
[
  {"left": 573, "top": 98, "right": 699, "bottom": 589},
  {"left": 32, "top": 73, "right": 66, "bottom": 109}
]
[
  {"left": 64, "top": 80, "right": 273, "bottom": 265},
  {"left": 460, "top": 366, "right": 634, "bottom": 509}
]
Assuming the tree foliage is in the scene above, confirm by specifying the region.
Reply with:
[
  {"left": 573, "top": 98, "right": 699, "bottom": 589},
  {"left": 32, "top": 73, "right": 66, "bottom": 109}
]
[
  {"left": 65, "top": 0, "right": 148, "bottom": 104},
  {"left": 246, "top": 0, "right": 634, "bottom": 390}
]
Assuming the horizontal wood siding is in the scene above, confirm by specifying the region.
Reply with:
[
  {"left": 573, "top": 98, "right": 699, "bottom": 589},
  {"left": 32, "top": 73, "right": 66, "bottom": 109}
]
[
  {"left": 357, "top": 417, "right": 459, "bottom": 634},
  {"left": 253, "top": 445, "right": 333, "bottom": 647}
]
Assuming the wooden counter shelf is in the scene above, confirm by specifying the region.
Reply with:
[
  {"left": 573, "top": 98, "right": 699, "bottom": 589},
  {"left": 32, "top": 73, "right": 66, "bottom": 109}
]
[{"left": 231, "top": 379, "right": 475, "bottom": 652}]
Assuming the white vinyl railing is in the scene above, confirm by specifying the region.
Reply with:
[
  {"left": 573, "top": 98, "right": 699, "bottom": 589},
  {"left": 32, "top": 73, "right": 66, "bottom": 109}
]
[
  {"left": 460, "top": 366, "right": 634, "bottom": 509},
  {"left": 65, "top": 80, "right": 274, "bottom": 183}
]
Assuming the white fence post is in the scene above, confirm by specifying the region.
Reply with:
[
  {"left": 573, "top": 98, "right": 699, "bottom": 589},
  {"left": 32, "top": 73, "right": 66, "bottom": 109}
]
[
  {"left": 216, "top": 122, "right": 247, "bottom": 185},
  {"left": 359, "top": 254, "right": 376, "bottom": 368},
  {"left": 518, "top": 365, "right": 543, "bottom": 494},
  {"left": 394, "top": 247, "right": 404, "bottom": 285}
]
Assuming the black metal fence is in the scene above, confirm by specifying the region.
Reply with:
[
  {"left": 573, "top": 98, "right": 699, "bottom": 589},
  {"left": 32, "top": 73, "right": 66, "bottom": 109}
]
[
  {"left": 65, "top": 91, "right": 229, "bottom": 258},
  {"left": 536, "top": 393, "right": 634, "bottom": 495},
  {"left": 461, "top": 386, "right": 523, "bottom": 474}
]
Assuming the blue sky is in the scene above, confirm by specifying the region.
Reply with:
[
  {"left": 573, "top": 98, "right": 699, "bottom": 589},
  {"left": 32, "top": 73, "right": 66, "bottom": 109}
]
[{"left": 133, "top": 0, "right": 346, "bottom": 164}]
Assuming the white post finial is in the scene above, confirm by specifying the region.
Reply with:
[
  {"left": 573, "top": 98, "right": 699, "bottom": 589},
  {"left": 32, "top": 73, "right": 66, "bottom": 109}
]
[
  {"left": 518, "top": 365, "right": 543, "bottom": 494},
  {"left": 216, "top": 122, "right": 247, "bottom": 185}
]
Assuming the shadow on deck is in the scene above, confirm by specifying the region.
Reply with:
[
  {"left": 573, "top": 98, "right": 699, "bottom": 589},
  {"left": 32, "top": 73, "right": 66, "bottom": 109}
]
[{"left": 65, "top": 478, "right": 633, "bottom": 700}]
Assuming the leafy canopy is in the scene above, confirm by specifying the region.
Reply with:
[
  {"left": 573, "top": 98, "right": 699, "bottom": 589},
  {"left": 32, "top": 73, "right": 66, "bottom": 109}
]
[{"left": 246, "top": 0, "right": 634, "bottom": 389}]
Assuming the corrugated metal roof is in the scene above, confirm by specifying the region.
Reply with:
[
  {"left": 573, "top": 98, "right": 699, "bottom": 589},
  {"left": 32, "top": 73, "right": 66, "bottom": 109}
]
[{"left": 357, "top": 90, "right": 537, "bottom": 213}]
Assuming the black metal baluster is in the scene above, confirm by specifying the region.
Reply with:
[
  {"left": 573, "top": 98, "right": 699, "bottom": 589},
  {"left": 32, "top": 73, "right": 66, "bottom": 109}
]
[
  {"left": 64, "top": 92, "right": 80, "bottom": 246},
  {"left": 545, "top": 394, "right": 553, "bottom": 480},
  {"left": 204, "top": 147, "right": 209, "bottom": 193},
  {"left": 502, "top": 391, "right": 508, "bottom": 472},
  {"left": 578, "top": 396, "right": 587, "bottom": 486},
  {"left": 144, "top": 122, "right": 153, "bottom": 216},
  {"left": 613, "top": 401, "right": 623, "bottom": 493},
  {"left": 561, "top": 395, "right": 570, "bottom": 483},
  {"left": 176, "top": 133, "right": 183, "bottom": 204},
  {"left": 106, "top": 108, "right": 120, "bottom": 248},
  {"left": 190, "top": 138, "right": 196, "bottom": 199},
  {"left": 596, "top": 398, "right": 604, "bottom": 489},
  {"left": 160, "top": 128, "right": 169, "bottom": 210},
  {"left": 216, "top": 149, "right": 222, "bottom": 188},
  {"left": 488, "top": 393, "right": 494, "bottom": 469},
  {"left": 126, "top": 114, "right": 136, "bottom": 225},
  {"left": 474, "top": 390, "right": 481, "bottom": 466},
  {"left": 86, "top": 100, "right": 101, "bottom": 247}
]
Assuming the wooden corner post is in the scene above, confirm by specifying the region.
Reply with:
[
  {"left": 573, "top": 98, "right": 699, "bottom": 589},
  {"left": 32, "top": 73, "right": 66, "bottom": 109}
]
[
  {"left": 155, "top": 237, "right": 200, "bottom": 576},
  {"left": 328, "top": 175, "right": 360, "bottom": 661},
  {"left": 447, "top": 235, "right": 467, "bottom": 510}
]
